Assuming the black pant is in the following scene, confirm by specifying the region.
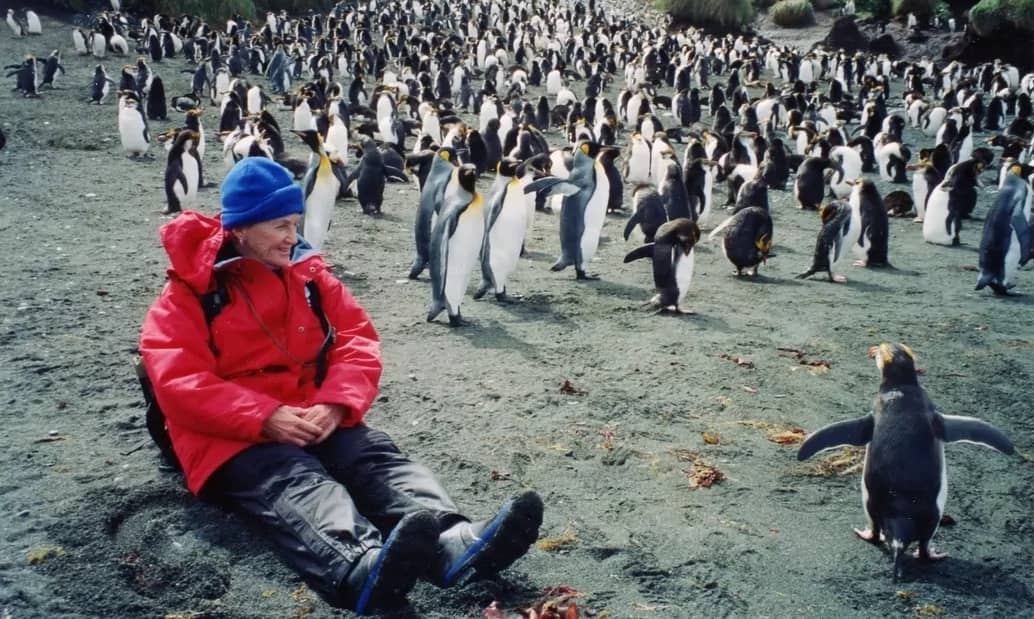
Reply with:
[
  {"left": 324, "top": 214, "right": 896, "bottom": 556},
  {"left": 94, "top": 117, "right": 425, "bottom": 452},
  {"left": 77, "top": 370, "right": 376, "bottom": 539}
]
[{"left": 202, "top": 425, "right": 464, "bottom": 605}]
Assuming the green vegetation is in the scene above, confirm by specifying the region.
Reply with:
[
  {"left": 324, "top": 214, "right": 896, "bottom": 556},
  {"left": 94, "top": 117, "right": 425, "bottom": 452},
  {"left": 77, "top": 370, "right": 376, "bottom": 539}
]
[
  {"left": 969, "top": 0, "right": 1034, "bottom": 36},
  {"left": 770, "top": 0, "right": 816, "bottom": 26},
  {"left": 658, "top": 0, "right": 756, "bottom": 30}
]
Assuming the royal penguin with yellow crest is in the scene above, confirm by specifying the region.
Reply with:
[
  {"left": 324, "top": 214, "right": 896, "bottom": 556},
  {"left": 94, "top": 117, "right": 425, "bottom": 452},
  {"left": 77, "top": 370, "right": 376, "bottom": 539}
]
[{"left": 798, "top": 343, "right": 1015, "bottom": 582}]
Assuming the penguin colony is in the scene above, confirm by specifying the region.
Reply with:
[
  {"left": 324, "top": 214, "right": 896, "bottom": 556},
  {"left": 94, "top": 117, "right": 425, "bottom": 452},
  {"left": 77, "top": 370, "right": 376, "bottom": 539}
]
[{"left": 3, "top": 0, "right": 1030, "bottom": 584}]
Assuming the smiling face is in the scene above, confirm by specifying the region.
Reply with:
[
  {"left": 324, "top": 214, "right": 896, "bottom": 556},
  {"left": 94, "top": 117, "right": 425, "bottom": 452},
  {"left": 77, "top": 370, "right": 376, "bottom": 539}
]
[{"left": 230, "top": 214, "right": 301, "bottom": 269}]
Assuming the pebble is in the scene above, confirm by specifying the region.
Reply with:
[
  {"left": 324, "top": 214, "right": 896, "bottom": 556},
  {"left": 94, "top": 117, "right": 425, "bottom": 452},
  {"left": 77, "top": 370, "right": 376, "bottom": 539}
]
[{"left": 48, "top": 430, "right": 59, "bottom": 437}]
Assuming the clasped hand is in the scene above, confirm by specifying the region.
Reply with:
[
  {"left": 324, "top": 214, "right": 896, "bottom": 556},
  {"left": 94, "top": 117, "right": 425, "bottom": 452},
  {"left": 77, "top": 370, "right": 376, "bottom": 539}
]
[{"left": 261, "top": 403, "right": 347, "bottom": 447}]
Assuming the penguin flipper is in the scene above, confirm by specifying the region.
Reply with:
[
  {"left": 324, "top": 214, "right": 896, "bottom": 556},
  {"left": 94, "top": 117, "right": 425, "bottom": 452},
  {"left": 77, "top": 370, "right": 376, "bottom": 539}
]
[
  {"left": 623, "top": 209, "right": 643, "bottom": 241},
  {"left": 384, "top": 165, "right": 409, "bottom": 182},
  {"left": 524, "top": 177, "right": 580, "bottom": 197},
  {"left": 623, "top": 244, "right": 655, "bottom": 263},
  {"left": 1012, "top": 212, "right": 1031, "bottom": 265},
  {"left": 797, "top": 415, "right": 874, "bottom": 461},
  {"left": 331, "top": 160, "right": 350, "bottom": 189},
  {"left": 935, "top": 413, "right": 1015, "bottom": 454}
]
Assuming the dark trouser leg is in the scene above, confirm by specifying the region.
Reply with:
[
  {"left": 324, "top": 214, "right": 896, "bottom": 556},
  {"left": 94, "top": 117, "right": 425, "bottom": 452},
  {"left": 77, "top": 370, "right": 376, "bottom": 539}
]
[
  {"left": 202, "top": 442, "right": 382, "bottom": 606},
  {"left": 307, "top": 425, "right": 466, "bottom": 534}
]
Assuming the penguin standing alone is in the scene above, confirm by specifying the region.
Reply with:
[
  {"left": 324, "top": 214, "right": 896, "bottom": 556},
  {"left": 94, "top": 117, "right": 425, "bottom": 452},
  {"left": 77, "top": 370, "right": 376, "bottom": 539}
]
[
  {"left": 850, "top": 179, "right": 891, "bottom": 268},
  {"left": 427, "top": 165, "right": 485, "bottom": 327},
  {"left": 118, "top": 91, "right": 149, "bottom": 157},
  {"left": 798, "top": 343, "right": 1015, "bottom": 582},
  {"left": 797, "top": 201, "right": 859, "bottom": 283},
  {"left": 163, "top": 129, "right": 200, "bottom": 214},
  {"left": 623, "top": 218, "right": 701, "bottom": 314}
]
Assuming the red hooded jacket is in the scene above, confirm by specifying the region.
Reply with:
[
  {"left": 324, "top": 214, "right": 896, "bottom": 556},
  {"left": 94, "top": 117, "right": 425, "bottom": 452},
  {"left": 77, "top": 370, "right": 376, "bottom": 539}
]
[{"left": 139, "top": 211, "right": 382, "bottom": 494}]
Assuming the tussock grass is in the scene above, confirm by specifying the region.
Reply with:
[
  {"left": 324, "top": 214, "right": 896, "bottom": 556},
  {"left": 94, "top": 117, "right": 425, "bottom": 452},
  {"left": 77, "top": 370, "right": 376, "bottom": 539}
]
[{"left": 770, "top": 0, "right": 817, "bottom": 27}]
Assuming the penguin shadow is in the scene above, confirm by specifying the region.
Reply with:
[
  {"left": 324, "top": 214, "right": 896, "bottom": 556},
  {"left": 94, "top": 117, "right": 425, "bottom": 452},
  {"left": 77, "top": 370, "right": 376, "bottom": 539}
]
[
  {"left": 453, "top": 318, "right": 539, "bottom": 361},
  {"left": 728, "top": 272, "right": 802, "bottom": 286},
  {"left": 519, "top": 249, "right": 555, "bottom": 263},
  {"left": 488, "top": 293, "right": 560, "bottom": 319},
  {"left": 979, "top": 291, "right": 1034, "bottom": 306},
  {"left": 916, "top": 557, "right": 1033, "bottom": 601},
  {"left": 867, "top": 265, "right": 921, "bottom": 277},
  {"left": 587, "top": 279, "right": 651, "bottom": 302}
]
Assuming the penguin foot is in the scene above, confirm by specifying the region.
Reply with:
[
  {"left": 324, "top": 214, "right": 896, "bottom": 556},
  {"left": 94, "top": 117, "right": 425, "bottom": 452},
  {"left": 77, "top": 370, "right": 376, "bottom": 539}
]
[
  {"left": 951, "top": 237, "right": 961, "bottom": 247},
  {"left": 912, "top": 217, "right": 924, "bottom": 223},
  {"left": 852, "top": 259, "right": 867, "bottom": 267},
  {"left": 496, "top": 292, "right": 523, "bottom": 304},
  {"left": 575, "top": 270, "right": 600, "bottom": 281},
  {"left": 832, "top": 274, "right": 848, "bottom": 283},
  {"left": 913, "top": 547, "right": 948, "bottom": 562},
  {"left": 447, "top": 314, "right": 469, "bottom": 328},
  {"left": 160, "top": 208, "right": 181, "bottom": 216},
  {"left": 853, "top": 528, "right": 884, "bottom": 545}
]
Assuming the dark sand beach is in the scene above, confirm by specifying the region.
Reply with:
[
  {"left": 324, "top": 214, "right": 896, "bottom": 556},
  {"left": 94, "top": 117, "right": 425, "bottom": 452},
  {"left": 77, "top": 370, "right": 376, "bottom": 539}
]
[{"left": 1, "top": 11, "right": 1032, "bottom": 619}]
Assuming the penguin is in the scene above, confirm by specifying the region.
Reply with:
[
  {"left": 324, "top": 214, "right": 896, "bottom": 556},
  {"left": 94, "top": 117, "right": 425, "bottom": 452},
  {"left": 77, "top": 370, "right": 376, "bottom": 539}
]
[
  {"left": 797, "top": 201, "right": 858, "bottom": 283},
  {"left": 90, "top": 64, "right": 114, "bottom": 104},
  {"left": 118, "top": 92, "right": 149, "bottom": 157},
  {"left": 923, "top": 159, "right": 985, "bottom": 246},
  {"left": 976, "top": 166, "right": 1032, "bottom": 295},
  {"left": 147, "top": 75, "right": 167, "bottom": 120},
  {"left": 883, "top": 191, "right": 914, "bottom": 218},
  {"left": 761, "top": 138, "right": 790, "bottom": 190},
  {"left": 6, "top": 9, "right": 24, "bottom": 37},
  {"left": 733, "top": 177, "right": 769, "bottom": 214},
  {"left": 346, "top": 137, "right": 408, "bottom": 215},
  {"left": 717, "top": 206, "right": 774, "bottom": 277},
  {"left": 475, "top": 159, "right": 530, "bottom": 302},
  {"left": 659, "top": 156, "right": 692, "bottom": 221},
  {"left": 908, "top": 148, "right": 946, "bottom": 223},
  {"left": 39, "top": 50, "right": 64, "bottom": 89},
  {"left": 526, "top": 143, "right": 613, "bottom": 280},
  {"left": 795, "top": 157, "right": 842, "bottom": 210},
  {"left": 467, "top": 129, "right": 488, "bottom": 175},
  {"left": 623, "top": 218, "right": 701, "bottom": 314},
  {"left": 73, "top": 28, "right": 89, "bottom": 55},
  {"left": 294, "top": 129, "right": 348, "bottom": 250},
  {"left": 163, "top": 130, "right": 200, "bottom": 215},
  {"left": 25, "top": 10, "right": 41, "bottom": 35},
  {"left": 427, "top": 165, "right": 485, "bottom": 327},
  {"left": 623, "top": 184, "right": 668, "bottom": 243},
  {"left": 797, "top": 343, "right": 1015, "bottom": 582},
  {"left": 830, "top": 146, "right": 863, "bottom": 199},
  {"left": 409, "top": 148, "right": 458, "bottom": 279},
  {"left": 682, "top": 156, "right": 716, "bottom": 223},
  {"left": 598, "top": 146, "right": 624, "bottom": 213},
  {"left": 849, "top": 179, "right": 891, "bottom": 268},
  {"left": 623, "top": 132, "right": 651, "bottom": 184}
]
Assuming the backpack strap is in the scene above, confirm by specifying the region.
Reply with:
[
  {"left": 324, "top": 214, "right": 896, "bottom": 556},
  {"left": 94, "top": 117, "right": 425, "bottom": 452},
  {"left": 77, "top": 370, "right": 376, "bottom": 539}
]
[{"left": 304, "top": 279, "right": 336, "bottom": 388}]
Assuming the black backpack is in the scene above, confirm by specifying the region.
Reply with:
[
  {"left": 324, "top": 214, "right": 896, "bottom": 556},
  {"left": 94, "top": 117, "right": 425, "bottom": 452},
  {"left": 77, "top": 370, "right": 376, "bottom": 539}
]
[{"left": 134, "top": 276, "right": 333, "bottom": 471}]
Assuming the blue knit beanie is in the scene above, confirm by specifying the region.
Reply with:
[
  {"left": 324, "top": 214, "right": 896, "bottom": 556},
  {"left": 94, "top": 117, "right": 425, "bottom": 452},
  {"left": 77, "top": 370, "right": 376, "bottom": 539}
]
[{"left": 220, "top": 157, "right": 304, "bottom": 229}]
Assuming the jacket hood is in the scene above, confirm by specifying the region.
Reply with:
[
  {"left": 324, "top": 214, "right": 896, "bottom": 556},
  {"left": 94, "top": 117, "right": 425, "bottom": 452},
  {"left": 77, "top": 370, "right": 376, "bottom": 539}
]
[
  {"left": 160, "top": 211, "right": 227, "bottom": 294},
  {"left": 159, "top": 210, "right": 320, "bottom": 294}
]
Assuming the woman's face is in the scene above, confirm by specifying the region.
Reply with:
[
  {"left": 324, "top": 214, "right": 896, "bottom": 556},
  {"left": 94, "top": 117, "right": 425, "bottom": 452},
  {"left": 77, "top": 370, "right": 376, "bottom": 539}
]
[{"left": 232, "top": 214, "right": 301, "bottom": 269}]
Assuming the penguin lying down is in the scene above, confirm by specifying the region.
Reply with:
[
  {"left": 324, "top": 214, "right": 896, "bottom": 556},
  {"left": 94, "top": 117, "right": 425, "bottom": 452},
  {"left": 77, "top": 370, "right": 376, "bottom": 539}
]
[{"left": 798, "top": 343, "right": 1015, "bottom": 582}]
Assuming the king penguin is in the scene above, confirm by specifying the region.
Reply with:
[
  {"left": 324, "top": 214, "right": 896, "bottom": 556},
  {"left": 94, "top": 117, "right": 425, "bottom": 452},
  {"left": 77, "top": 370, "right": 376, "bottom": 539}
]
[
  {"left": 797, "top": 343, "right": 1014, "bottom": 582},
  {"left": 427, "top": 165, "right": 485, "bottom": 327},
  {"left": 976, "top": 165, "right": 1032, "bottom": 295},
  {"left": 475, "top": 159, "right": 531, "bottom": 302},
  {"left": 409, "top": 148, "right": 458, "bottom": 279},
  {"left": 294, "top": 129, "right": 349, "bottom": 251},
  {"left": 527, "top": 143, "right": 613, "bottom": 280}
]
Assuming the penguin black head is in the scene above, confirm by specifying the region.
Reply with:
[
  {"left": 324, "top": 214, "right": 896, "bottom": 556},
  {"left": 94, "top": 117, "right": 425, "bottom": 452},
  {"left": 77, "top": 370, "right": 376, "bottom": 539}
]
[
  {"left": 457, "top": 164, "right": 478, "bottom": 193},
  {"left": 291, "top": 128, "right": 322, "bottom": 153},
  {"left": 870, "top": 343, "right": 918, "bottom": 388},
  {"left": 497, "top": 157, "right": 520, "bottom": 177}
]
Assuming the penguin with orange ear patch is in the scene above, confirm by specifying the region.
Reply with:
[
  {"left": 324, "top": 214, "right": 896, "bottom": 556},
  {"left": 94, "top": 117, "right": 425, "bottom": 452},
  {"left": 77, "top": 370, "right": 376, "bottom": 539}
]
[
  {"left": 717, "top": 206, "right": 774, "bottom": 277},
  {"left": 798, "top": 343, "right": 1014, "bottom": 582},
  {"left": 624, "top": 218, "right": 700, "bottom": 314}
]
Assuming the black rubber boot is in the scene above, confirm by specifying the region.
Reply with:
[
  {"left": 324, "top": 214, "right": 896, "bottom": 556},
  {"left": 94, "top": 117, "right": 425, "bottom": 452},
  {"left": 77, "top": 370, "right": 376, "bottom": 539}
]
[
  {"left": 340, "top": 510, "right": 440, "bottom": 614},
  {"left": 432, "top": 490, "right": 544, "bottom": 588}
]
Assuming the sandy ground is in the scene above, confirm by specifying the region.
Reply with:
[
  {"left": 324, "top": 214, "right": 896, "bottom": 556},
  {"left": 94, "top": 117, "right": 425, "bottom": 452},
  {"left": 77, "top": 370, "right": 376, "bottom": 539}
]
[{"left": 1, "top": 12, "right": 1033, "bottom": 619}]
